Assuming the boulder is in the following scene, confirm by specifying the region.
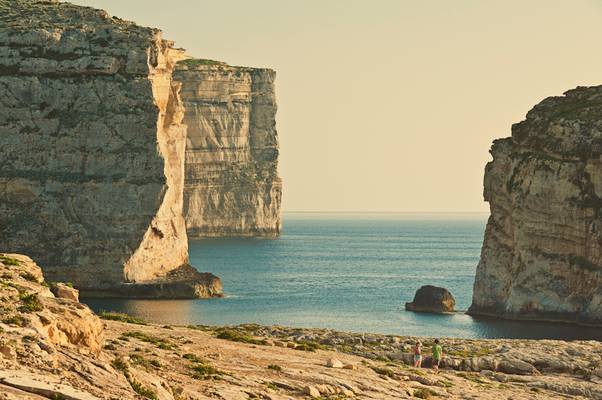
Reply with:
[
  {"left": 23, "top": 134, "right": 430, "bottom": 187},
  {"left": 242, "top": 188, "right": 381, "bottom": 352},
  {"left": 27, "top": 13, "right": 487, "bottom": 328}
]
[
  {"left": 326, "top": 358, "right": 344, "bottom": 368},
  {"left": 497, "top": 357, "right": 539, "bottom": 375},
  {"left": 303, "top": 385, "right": 321, "bottom": 398},
  {"left": 405, "top": 285, "right": 456, "bottom": 313},
  {"left": 50, "top": 283, "right": 79, "bottom": 302},
  {"left": 0, "top": 344, "right": 16, "bottom": 360}
]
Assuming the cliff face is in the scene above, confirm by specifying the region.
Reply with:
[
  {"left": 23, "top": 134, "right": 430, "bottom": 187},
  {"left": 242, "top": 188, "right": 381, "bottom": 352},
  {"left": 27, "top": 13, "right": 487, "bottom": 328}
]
[
  {"left": 174, "top": 61, "right": 282, "bottom": 238},
  {"left": 470, "top": 85, "right": 602, "bottom": 325},
  {"left": 0, "top": 0, "right": 220, "bottom": 296}
]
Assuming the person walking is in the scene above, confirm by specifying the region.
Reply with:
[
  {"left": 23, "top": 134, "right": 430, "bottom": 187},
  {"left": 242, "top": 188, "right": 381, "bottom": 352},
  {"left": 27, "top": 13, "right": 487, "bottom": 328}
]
[
  {"left": 431, "top": 339, "right": 443, "bottom": 373},
  {"left": 413, "top": 341, "right": 422, "bottom": 367}
]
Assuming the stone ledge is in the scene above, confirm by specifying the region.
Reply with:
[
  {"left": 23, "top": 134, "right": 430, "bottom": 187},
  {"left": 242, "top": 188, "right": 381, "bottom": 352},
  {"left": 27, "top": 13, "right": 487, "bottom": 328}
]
[{"left": 80, "top": 264, "right": 223, "bottom": 299}]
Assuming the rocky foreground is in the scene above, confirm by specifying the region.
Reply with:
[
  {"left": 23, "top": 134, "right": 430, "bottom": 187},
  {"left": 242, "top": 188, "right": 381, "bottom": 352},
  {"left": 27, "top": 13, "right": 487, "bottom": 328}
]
[{"left": 1, "top": 254, "right": 602, "bottom": 400}]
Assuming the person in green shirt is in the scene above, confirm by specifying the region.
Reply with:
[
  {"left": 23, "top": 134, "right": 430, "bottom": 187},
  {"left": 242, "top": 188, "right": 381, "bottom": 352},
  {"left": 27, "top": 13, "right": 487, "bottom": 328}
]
[{"left": 431, "top": 339, "right": 443, "bottom": 372}]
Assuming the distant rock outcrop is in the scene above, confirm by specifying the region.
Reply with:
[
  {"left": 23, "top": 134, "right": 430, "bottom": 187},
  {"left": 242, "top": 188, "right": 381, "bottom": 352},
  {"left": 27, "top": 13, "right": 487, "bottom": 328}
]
[
  {"left": 469, "top": 85, "right": 602, "bottom": 325},
  {"left": 405, "top": 285, "right": 456, "bottom": 313},
  {"left": 175, "top": 61, "right": 282, "bottom": 237}
]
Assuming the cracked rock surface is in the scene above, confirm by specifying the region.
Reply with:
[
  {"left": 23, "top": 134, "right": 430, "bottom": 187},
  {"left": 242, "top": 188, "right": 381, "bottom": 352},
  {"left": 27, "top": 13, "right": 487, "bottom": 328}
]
[{"left": 470, "top": 85, "right": 602, "bottom": 325}]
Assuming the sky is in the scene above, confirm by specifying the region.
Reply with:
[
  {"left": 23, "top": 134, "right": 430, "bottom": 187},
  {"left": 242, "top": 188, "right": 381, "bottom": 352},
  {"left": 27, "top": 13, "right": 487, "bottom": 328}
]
[{"left": 71, "top": 0, "right": 602, "bottom": 212}]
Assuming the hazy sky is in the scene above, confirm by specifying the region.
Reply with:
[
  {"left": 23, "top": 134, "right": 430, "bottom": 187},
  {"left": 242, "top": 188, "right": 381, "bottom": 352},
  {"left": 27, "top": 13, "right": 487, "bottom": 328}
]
[{"left": 71, "top": 0, "right": 602, "bottom": 212}]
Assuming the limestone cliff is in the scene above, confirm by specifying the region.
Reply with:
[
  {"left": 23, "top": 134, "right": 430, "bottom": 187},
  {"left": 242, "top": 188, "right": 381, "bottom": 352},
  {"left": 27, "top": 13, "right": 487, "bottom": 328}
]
[
  {"left": 0, "top": 0, "right": 221, "bottom": 297},
  {"left": 469, "top": 85, "right": 602, "bottom": 325},
  {"left": 175, "top": 60, "right": 282, "bottom": 237}
]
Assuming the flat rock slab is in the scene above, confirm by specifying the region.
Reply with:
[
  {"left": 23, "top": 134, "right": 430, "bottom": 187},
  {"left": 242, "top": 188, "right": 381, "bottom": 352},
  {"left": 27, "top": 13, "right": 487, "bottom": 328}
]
[
  {"left": 0, "top": 371, "right": 99, "bottom": 400},
  {"left": 0, "top": 383, "right": 48, "bottom": 399}
]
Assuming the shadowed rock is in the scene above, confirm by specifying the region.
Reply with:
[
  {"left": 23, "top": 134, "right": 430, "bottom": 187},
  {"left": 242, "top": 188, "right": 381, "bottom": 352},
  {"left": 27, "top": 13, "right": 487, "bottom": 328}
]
[{"left": 405, "top": 285, "right": 456, "bottom": 313}]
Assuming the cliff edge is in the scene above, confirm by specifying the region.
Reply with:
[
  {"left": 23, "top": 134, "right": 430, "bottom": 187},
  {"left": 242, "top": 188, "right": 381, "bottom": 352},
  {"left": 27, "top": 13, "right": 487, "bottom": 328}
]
[
  {"left": 469, "top": 85, "right": 602, "bottom": 325},
  {"left": 0, "top": 0, "right": 221, "bottom": 297}
]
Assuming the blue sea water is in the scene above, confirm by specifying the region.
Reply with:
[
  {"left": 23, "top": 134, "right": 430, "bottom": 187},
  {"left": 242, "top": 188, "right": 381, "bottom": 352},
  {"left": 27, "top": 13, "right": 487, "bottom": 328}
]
[{"left": 84, "top": 213, "right": 602, "bottom": 340}]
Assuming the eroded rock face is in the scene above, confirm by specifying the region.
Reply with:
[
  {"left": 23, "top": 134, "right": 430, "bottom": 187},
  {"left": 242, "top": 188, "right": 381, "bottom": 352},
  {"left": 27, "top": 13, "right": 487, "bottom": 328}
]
[
  {"left": 174, "top": 61, "right": 282, "bottom": 237},
  {"left": 469, "top": 85, "right": 602, "bottom": 325},
  {"left": 405, "top": 285, "right": 456, "bottom": 313},
  {"left": 0, "top": 253, "right": 104, "bottom": 353},
  {"left": 0, "top": 0, "right": 195, "bottom": 292}
]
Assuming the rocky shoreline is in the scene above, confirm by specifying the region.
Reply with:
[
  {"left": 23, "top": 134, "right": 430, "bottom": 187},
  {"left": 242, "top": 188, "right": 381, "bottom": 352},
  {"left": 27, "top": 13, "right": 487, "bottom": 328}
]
[{"left": 1, "top": 253, "right": 602, "bottom": 399}]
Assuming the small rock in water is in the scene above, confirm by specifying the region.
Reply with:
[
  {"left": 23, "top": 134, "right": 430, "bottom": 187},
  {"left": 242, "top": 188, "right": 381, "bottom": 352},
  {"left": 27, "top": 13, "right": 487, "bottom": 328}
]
[
  {"left": 326, "top": 358, "right": 344, "bottom": 368},
  {"left": 405, "top": 285, "right": 455, "bottom": 313}
]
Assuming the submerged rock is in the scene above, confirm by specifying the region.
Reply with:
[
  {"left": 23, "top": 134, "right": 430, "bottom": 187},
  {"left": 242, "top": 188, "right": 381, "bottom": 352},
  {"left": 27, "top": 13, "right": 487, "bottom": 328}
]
[
  {"left": 405, "top": 285, "right": 456, "bottom": 313},
  {"left": 470, "top": 85, "right": 602, "bottom": 325}
]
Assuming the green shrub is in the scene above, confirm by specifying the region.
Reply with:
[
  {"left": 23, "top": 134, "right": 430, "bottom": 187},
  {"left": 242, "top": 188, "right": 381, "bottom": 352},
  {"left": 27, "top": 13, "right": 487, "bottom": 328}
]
[
  {"left": 370, "top": 366, "right": 396, "bottom": 379},
  {"left": 182, "top": 353, "right": 204, "bottom": 363},
  {"left": 0, "top": 255, "right": 20, "bottom": 266},
  {"left": 19, "top": 272, "right": 38, "bottom": 282},
  {"left": 130, "top": 380, "right": 158, "bottom": 400},
  {"left": 111, "top": 358, "right": 128, "bottom": 372},
  {"left": 130, "top": 354, "right": 161, "bottom": 369},
  {"left": 18, "top": 292, "right": 43, "bottom": 313},
  {"left": 189, "top": 362, "right": 224, "bottom": 380},
  {"left": 2, "top": 315, "right": 26, "bottom": 326},
  {"left": 294, "top": 340, "right": 324, "bottom": 352},
  {"left": 121, "top": 331, "right": 177, "bottom": 350},
  {"left": 99, "top": 311, "right": 147, "bottom": 325},
  {"left": 267, "top": 364, "right": 282, "bottom": 372},
  {"left": 215, "top": 328, "right": 266, "bottom": 345},
  {"left": 414, "top": 387, "right": 439, "bottom": 398}
]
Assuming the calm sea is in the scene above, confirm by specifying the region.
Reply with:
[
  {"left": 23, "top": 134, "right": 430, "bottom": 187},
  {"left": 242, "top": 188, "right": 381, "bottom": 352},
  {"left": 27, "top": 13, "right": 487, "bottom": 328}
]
[{"left": 84, "top": 213, "right": 602, "bottom": 341}]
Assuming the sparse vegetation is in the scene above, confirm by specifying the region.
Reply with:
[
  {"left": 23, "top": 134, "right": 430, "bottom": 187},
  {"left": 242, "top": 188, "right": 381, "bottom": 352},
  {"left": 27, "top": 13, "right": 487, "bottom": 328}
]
[
  {"left": 456, "top": 372, "right": 490, "bottom": 384},
  {"left": 18, "top": 292, "right": 43, "bottom": 313},
  {"left": 215, "top": 328, "right": 266, "bottom": 345},
  {"left": 294, "top": 340, "right": 324, "bottom": 352},
  {"left": 19, "top": 272, "right": 38, "bottom": 282},
  {"left": 130, "top": 354, "right": 161, "bottom": 369},
  {"left": 414, "top": 387, "right": 439, "bottom": 399},
  {"left": 111, "top": 358, "right": 128, "bottom": 372},
  {"left": 111, "top": 357, "right": 158, "bottom": 399},
  {"left": 370, "top": 366, "right": 397, "bottom": 379},
  {"left": 189, "top": 362, "right": 224, "bottom": 380},
  {"left": 99, "top": 311, "right": 147, "bottom": 325},
  {"left": 2, "top": 315, "right": 26, "bottom": 326},
  {"left": 0, "top": 255, "right": 20, "bottom": 266},
  {"left": 182, "top": 353, "right": 204, "bottom": 363},
  {"left": 446, "top": 347, "right": 494, "bottom": 358},
  {"left": 120, "top": 331, "right": 177, "bottom": 350},
  {"left": 178, "top": 58, "right": 225, "bottom": 67},
  {"left": 267, "top": 364, "right": 282, "bottom": 372},
  {"left": 129, "top": 380, "right": 158, "bottom": 400}
]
